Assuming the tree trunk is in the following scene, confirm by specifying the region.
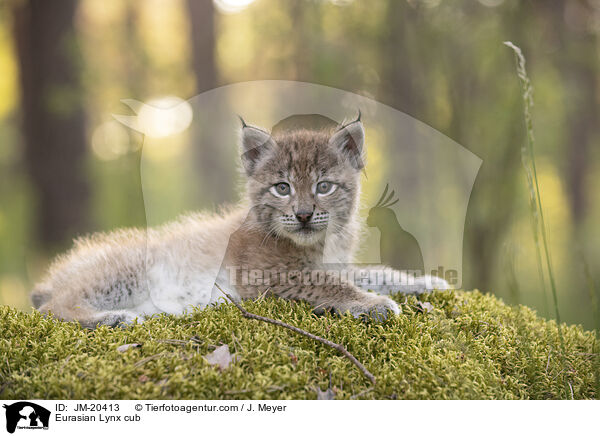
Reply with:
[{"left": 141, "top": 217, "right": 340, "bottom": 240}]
[
  {"left": 187, "top": 0, "right": 217, "bottom": 94},
  {"left": 186, "top": 0, "right": 235, "bottom": 205},
  {"left": 12, "top": 0, "right": 89, "bottom": 251}
]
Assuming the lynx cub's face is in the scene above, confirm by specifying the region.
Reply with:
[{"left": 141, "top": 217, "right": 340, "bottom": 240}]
[{"left": 240, "top": 117, "right": 365, "bottom": 247}]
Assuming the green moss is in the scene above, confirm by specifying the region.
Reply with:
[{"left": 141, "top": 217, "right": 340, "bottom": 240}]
[{"left": 0, "top": 290, "right": 597, "bottom": 399}]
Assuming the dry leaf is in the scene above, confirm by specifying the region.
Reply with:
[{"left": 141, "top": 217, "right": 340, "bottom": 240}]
[
  {"left": 416, "top": 301, "right": 434, "bottom": 313},
  {"left": 316, "top": 387, "right": 335, "bottom": 400},
  {"left": 117, "top": 343, "right": 142, "bottom": 352},
  {"left": 204, "top": 344, "right": 234, "bottom": 370}
]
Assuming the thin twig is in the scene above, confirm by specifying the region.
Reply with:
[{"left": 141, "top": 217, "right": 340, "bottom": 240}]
[
  {"left": 155, "top": 339, "right": 190, "bottom": 346},
  {"left": 231, "top": 332, "right": 244, "bottom": 352},
  {"left": 214, "top": 283, "right": 376, "bottom": 385},
  {"left": 156, "top": 336, "right": 204, "bottom": 346},
  {"left": 59, "top": 355, "right": 72, "bottom": 373},
  {"left": 134, "top": 352, "right": 167, "bottom": 368},
  {"left": 350, "top": 386, "right": 375, "bottom": 399}
]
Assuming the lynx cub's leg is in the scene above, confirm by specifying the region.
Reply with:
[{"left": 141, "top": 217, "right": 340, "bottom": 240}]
[
  {"left": 267, "top": 281, "right": 400, "bottom": 321},
  {"left": 353, "top": 266, "right": 452, "bottom": 295},
  {"left": 37, "top": 297, "right": 139, "bottom": 329},
  {"left": 309, "top": 285, "right": 398, "bottom": 320},
  {"left": 77, "top": 310, "right": 139, "bottom": 329},
  {"left": 328, "top": 286, "right": 400, "bottom": 320}
]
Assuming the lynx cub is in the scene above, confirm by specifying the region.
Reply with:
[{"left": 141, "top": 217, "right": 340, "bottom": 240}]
[{"left": 31, "top": 114, "right": 449, "bottom": 328}]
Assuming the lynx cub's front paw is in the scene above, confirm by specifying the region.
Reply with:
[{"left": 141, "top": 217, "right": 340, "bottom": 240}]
[
  {"left": 92, "top": 310, "right": 139, "bottom": 329},
  {"left": 341, "top": 294, "right": 400, "bottom": 321}
]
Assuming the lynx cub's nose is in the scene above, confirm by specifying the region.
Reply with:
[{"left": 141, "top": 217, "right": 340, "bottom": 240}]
[{"left": 295, "top": 210, "right": 313, "bottom": 223}]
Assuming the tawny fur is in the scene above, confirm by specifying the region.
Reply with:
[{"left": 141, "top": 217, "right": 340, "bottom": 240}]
[{"left": 32, "top": 118, "right": 449, "bottom": 328}]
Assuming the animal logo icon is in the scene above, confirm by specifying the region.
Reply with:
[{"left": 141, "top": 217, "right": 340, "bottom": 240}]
[
  {"left": 367, "top": 184, "right": 424, "bottom": 274},
  {"left": 2, "top": 402, "right": 50, "bottom": 433}
]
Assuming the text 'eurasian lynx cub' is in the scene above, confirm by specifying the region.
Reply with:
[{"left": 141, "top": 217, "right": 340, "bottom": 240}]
[{"left": 31, "top": 114, "right": 449, "bottom": 328}]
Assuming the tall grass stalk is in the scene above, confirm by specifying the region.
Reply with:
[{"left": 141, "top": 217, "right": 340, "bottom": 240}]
[{"left": 504, "top": 41, "right": 570, "bottom": 398}]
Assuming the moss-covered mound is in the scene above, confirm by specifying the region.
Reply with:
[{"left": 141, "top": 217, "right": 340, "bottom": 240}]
[{"left": 0, "top": 290, "right": 598, "bottom": 399}]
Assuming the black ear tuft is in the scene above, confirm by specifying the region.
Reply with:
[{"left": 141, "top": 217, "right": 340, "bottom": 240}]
[
  {"left": 240, "top": 123, "right": 276, "bottom": 175},
  {"left": 328, "top": 119, "right": 365, "bottom": 170}
]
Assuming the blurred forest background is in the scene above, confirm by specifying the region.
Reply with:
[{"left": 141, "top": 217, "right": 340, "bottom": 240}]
[{"left": 0, "top": 0, "right": 598, "bottom": 329}]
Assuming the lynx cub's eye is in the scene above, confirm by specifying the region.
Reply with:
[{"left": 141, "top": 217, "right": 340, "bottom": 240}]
[
  {"left": 270, "top": 182, "right": 291, "bottom": 198},
  {"left": 316, "top": 181, "right": 336, "bottom": 196}
]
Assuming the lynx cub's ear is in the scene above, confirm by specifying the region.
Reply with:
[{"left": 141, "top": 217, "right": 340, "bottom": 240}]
[
  {"left": 239, "top": 118, "right": 277, "bottom": 176},
  {"left": 329, "top": 116, "right": 365, "bottom": 170}
]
